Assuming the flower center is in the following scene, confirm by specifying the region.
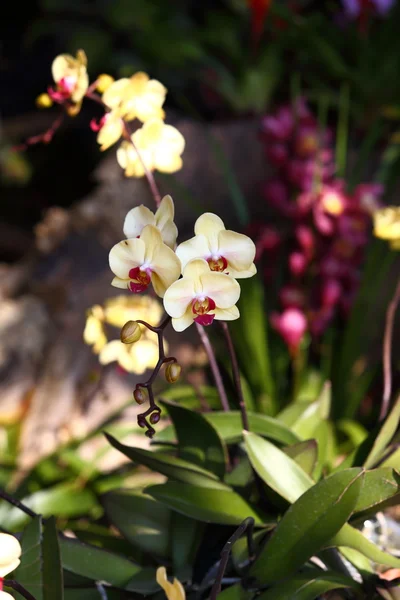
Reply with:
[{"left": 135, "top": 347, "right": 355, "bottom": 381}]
[
  {"left": 207, "top": 256, "right": 228, "bottom": 272},
  {"left": 48, "top": 76, "right": 77, "bottom": 103},
  {"left": 192, "top": 296, "right": 216, "bottom": 326},
  {"left": 128, "top": 266, "right": 151, "bottom": 293}
]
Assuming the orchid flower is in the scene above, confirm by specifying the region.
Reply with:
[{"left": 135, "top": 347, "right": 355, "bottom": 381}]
[
  {"left": 109, "top": 225, "right": 181, "bottom": 297},
  {"left": 0, "top": 533, "right": 21, "bottom": 577},
  {"left": 374, "top": 206, "right": 400, "bottom": 250},
  {"left": 176, "top": 213, "right": 256, "bottom": 278},
  {"left": 123, "top": 195, "right": 178, "bottom": 249},
  {"left": 164, "top": 258, "right": 240, "bottom": 331},
  {"left": 156, "top": 567, "right": 185, "bottom": 600},
  {"left": 102, "top": 72, "right": 166, "bottom": 122},
  {"left": 49, "top": 50, "right": 89, "bottom": 115}
]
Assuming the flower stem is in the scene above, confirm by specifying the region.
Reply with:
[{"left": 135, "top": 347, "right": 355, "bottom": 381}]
[
  {"left": 123, "top": 123, "right": 162, "bottom": 207},
  {"left": 220, "top": 322, "right": 249, "bottom": 431},
  {"left": 4, "top": 581, "right": 37, "bottom": 600},
  {"left": 380, "top": 278, "right": 400, "bottom": 421},
  {"left": 195, "top": 323, "right": 230, "bottom": 412}
]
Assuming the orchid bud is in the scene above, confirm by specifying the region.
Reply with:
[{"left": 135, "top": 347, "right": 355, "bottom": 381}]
[
  {"left": 36, "top": 93, "right": 53, "bottom": 108},
  {"left": 150, "top": 411, "right": 161, "bottom": 425},
  {"left": 96, "top": 74, "right": 115, "bottom": 93},
  {"left": 134, "top": 387, "right": 147, "bottom": 405},
  {"left": 165, "top": 362, "right": 181, "bottom": 384},
  {"left": 0, "top": 533, "right": 22, "bottom": 577},
  {"left": 120, "top": 320, "right": 141, "bottom": 344}
]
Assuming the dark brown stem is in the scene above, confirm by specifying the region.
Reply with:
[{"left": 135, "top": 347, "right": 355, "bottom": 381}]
[
  {"left": 123, "top": 123, "right": 162, "bottom": 207},
  {"left": 134, "top": 315, "right": 175, "bottom": 437},
  {"left": 380, "top": 278, "right": 400, "bottom": 421},
  {"left": 220, "top": 322, "right": 249, "bottom": 431},
  {"left": 209, "top": 518, "right": 255, "bottom": 600},
  {"left": 13, "top": 114, "right": 64, "bottom": 151},
  {"left": 4, "top": 581, "right": 37, "bottom": 600},
  {"left": 0, "top": 489, "right": 38, "bottom": 519},
  {"left": 195, "top": 323, "right": 230, "bottom": 412}
]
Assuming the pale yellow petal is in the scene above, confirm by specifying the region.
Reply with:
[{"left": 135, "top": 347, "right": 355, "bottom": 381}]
[
  {"left": 176, "top": 235, "right": 211, "bottom": 271},
  {"left": 194, "top": 213, "right": 225, "bottom": 253},
  {"left": 102, "top": 78, "right": 131, "bottom": 109},
  {"left": 129, "top": 72, "right": 150, "bottom": 93},
  {"left": 111, "top": 276, "right": 129, "bottom": 289},
  {"left": 214, "top": 305, "right": 240, "bottom": 321},
  {"left": 109, "top": 238, "right": 145, "bottom": 279},
  {"left": 171, "top": 307, "right": 195, "bottom": 332},
  {"left": 71, "top": 69, "right": 89, "bottom": 103},
  {"left": 51, "top": 54, "right": 74, "bottom": 82},
  {"left": 163, "top": 278, "right": 196, "bottom": 318},
  {"left": 228, "top": 263, "right": 257, "bottom": 279},
  {"left": 150, "top": 244, "right": 182, "bottom": 298},
  {"left": 133, "top": 98, "right": 165, "bottom": 123},
  {"left": 153, "top": 150, "right": 183, "bottom": 174},
  {"left": 117, "top": 142, "right": 146, "bottom": 178},
  {"left": 140, "top": 224, "right": 163, "bottom": 263},
  {"left": 123, "top": 205, "right": 155, "bottom": 239},
  {"left": 160, "top": 220, "right": 178, "bottom": 250},
  {"left": 156, "top": 195, "right": 175, "bottom": 227},
  {"left": 181, "top": 257, "right": 211, "bottom": 282},
  {"left": 99, "top": 340, "right": 124, "bottom": 365},
  {"left": 83, "top": 315, "right": 107, "bottom": 353},
  {"left": 374, "top": 207, "right": 400, "bottom": 240},
  {"left": 200, "top": 272, "right": 241, "bottom": 309},
  {"left": 140, "top": 119, "right": 165, "bottom": 145},
  {"left": 218, "top": 230, "right": 256, "bottom": 276},
  {"left": 129, "top": 339, "right": 159, "bottom": 374},
  {"left": 97, "top": 115, "right": 124, "bottom": 151},
  {"left": 0, "top": 590, "right": 16, "bottom": 599},
  {"left": 0, "top": 534, "right": 21, "bottom": 577}
]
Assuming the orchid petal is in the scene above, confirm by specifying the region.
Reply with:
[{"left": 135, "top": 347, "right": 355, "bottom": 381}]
[
  {"left": 130, "top": 339, "right": 160, "bottom": 374},
  {"left": 109, "top": 238, "right": 145, "bottom": 279},
  {"left": 214, "top": 305, "right": 240, "bottom": 321},
  {"left": 150, "top": 244, "right": 182, "bottom": 298},
  {"left": 194, "top": 213, "right": 225, "bottom": 246},
  {"left": 200, "top": 272, "right": 240, "bottom": 308},
  {"left": 160, "top": 220, "right": 178, "bottom": 249},
  {"left": 111, "top": 276, "right": 129, "bottom": 289},
  {"left": 97, "top": 115, "right": 124, "bottom": 151},
  {"left": 140, "top": 224, "right": 163, "bottom": 263},
  {"left": 99, "top": 340, "right": 123, "bottom": 365},
  {"left": 176, "top": 235, "right": 210, "bottom": 271},
  {"left": 163, "top": 278, "right": 196, "bottom": 318},
  {"left": 182, "top": 258, "right": 211, "bottom": 284},
  {"left": 102, "top": 78, "right": 130, "bottom": 109},
  {"left": 228, "top": 263, "right": 257, "bottom": 279},
  {"left": 156, "top": 195, "right": 175, "bottom": 225},
  {"left": 123, "top": 205, "right": 155, "bottom": 239},
  {"left": 218, "top": 230, "right": 256, "bottom": 275},
  {"left": 171, "top": 308, "right": 195, "bottom": 332}
]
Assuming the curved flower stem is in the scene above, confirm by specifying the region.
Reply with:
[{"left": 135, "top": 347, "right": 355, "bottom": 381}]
[
  {"left": 4, "top": 581, "right": 37, "bottom": 600},
  {"left": 380, "top": 278, "right": 400, "bottom": 421},
  {"left": 220, "top": 322, "right": 249, "bottom": 431},
  {"left": 195, "top": 323, "right": 230, "bottom": 412},
  {"left": 134, "top": 315, "right": 176, "bottom": 437},
  {"left": 0, "top": 489, "right": 38, "bottom": 519},
  {"left": 122, "top": 122, "right": 162, "bottom": 207}
]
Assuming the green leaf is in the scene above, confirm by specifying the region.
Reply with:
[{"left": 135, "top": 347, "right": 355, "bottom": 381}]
[
  {"left": 381, "top": 446, "right": 400, "bottom": 469},
  {"left": 352, "top": 468, "right": 400, "bottom": 516},
  {"left": 332, "top": 523, "right": 400, "bottom": 569},
  {"left": 146, "top": 481, "right": 265, "bottom": 526},
  {"left": 244, "top": 432, "right": 314, "bottom": 503},
  {"left": 364, "top": 394, "right": 400, "bottom": 468},
  {"left": 170, "top": 512, "right": 202, "bottom": 573},
  {"left": 42, "top": 517, "right": 63, "bottom": 600},
  {"left": 204, "top": 411, "right": 299, "bottom": 445},
  {"left": 59, "top": 537, "right": 158, "bottom": 593},
  {"left": 278, "top": 384, "right": 330, "bottom": 440},
  {"left": 283, "top": 440, "right": 318, "bottom": 477},
  {"left": 105, "top": 433, "right": 227, "bottom": 489},
  {"left": 217, "top": 584, "right": 252, "bottom": 600},
  {"left": 160, "top": 384, "right": 221, "bottom": 410},
  {"left": 14, "top": 516, "right": 43, "bottom": 600},
  {"left": 250, "top": 469, "right": 364, "bottom": 584},
  {"left": 257, "top": 571, "right": 359, "bottom": 600},
  {"left": 159, "top": 400, "right": 227, "bottom": 478},
  {"left": 102, "top": 490, "right": 171, "bottom": 557}
]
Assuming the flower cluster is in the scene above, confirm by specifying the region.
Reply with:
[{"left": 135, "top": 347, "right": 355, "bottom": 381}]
[
  {"left": 256, "top": 98, "right": 383, "bottom": 353},
  {"left": 84, "top": 295, "right": 165, "bottom": 374},
  {"left": 0, "top": 533, "right": 22, "bottom": 599},
  {"left": 108, "top": 196, "right": 256, "bottom": 332},
  {"left": 35, "top": 51, "right": 184, "bottom": 176}
]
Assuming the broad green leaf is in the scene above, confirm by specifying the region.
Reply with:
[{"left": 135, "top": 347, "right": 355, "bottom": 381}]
[
  {"left": 217, "top": 584, "right": 252, "bottom": 600},
  {"left": 159, "top": 400, "right": 227, "bottom": 478},
  {"left": 332, "top": 524, "right": 400, "bottom": 569},
  {"left": 160, "top": 384, "right": 221, "bottom": 410},
  {"left": 42, "top": 517, "right": 63, "bottom": 600},
  {"left": 250, "top": 469, "right": 364, "bottom": 584},
  {"left": 64, "top": 590, "right": 126, "bottom": 600},
  {"left": 364, "top": 394, "right": 400, "bottom": 468},
  {"left": 278, "top": 385, "right": 330, "bottom": 440},
  {"left": 14, "top": 516, "right": 43, "bottom": 600},
  {"left": 59, "top": 537, "right": 158, "bottom": 593},
  {"left": 0, "top": 483, "right": 100, "bottom": 529},
  {"left": 105, "top": 433, "right": 227, "bottom": 489},
  {"left": 381, "top": 446, "right": 400, "bottom": 469},
  {"left": 244, "top": 432, "right": 314, "bottom": 503},
  {"left": 204, "top": 412, "right": 299, "bottom": 445},
  {"left": 102, "top": 490, "right": 171, "bottom": 557},
  {"left": 312, "top": 420, "right": 337, "bottom": 479},
  {"left": 352, "top": 468, "right": 400, "bottom": 516},
  {"left": 146, "top": 481, "right": 265, "bottom": 526},
  {"left": 284, "top": 440, "right": 318, "bottom": 477},
  {"left": 257, "top": 571, "right": 360, "bottom": 600},
  {"left": 170, "top": 512, "right": 202, "bottom": 572}
]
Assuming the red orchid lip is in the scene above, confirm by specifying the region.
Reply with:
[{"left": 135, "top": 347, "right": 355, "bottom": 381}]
[{"left": 194, "top": 313, "right": 215, "bottom": 326}]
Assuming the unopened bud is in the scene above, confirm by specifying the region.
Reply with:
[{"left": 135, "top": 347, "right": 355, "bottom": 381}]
[
  {"left": 36, "top": 93, "right": 53, "bottom": 108},
  {"left": 96, "top": 74, "right": 115, "bottom": 93},
  {"left": 134, "top": 387, "right": 147, "bottom": 405},
  {"left": 120, "top": 320, "right": 141, "bottom": 344},
  {"left": 150, "top": 411, "right": 161, "bottom": 425},
  {"left": 137, "top": 416, "right": 147, "bottom": 428},
  {"left": 165, "top": 362, "right": 181, "bottom": 384}
]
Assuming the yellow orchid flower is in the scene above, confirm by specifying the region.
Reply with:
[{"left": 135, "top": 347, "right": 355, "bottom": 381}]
[
  {"left": 109, "top": 225, "right": 181, "bottom": 298},
  {"left": 94, "top": 109, "right": 125, "bottom": 151},
  {"left": 117, "top": 119, "right": 185, "bottom": 177},
  {"left": 164, "top": 258, "right": 240, "bottom": 331},
  {"left": 156, "top": 567, "right": 185, "bottom": 600},
  {"left": 176, "top": 213, "right": 256, "bottom": 278},
  {"left": 103, "top": 295, "right": 163, "bottom": 329},
  {"left": 49, "top": 50, "right": 89, "bottom": 115},
  {"left": 99, "top": 337, "right": 160, "bottom": 374},
  {"left": 83, "top": 305, "right": 107, "bottom": 354},
  {"left": 102, "top": 72, "right": 166, "bottom": 123},
  {"left": 123, "top": 195, "right": 178, "bottom": 249},
  {"left": 0, "top": 533, "right": 21, "bottom": 578},
  {"left": 374, "top": 206, "right": 400, "bottom": 250}
]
